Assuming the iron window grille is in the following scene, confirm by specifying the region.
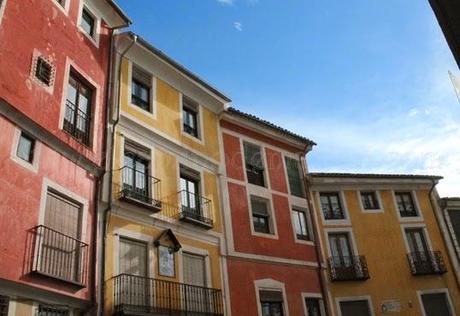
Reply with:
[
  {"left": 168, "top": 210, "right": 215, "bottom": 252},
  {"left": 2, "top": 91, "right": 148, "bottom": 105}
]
[
  {"left": 320, "top": 192, "right": 345, "bottom": 220},
  {"left": 285, "top": 157, "right": 305, "bottom": 197},
  {"left": 113, "top": 273, "right": 224, "bottom": 316},
  {"left": 179, "top": 190, "right": 213, "bottom": 228},
  {"left": 244, "top": 142, "right": 265, "bottom": 187},
  {"left": 328, "top": 255, "right": 370, "bottom": 281},
  {"left": 395, "top": 192, "right": 418, "bottom": 217},
  {"left": 16, "top": 132, "right": 35, "bottom": 163},
  {"left": 360, "top": 191, "right": 379, "bottom": 210},
  {"left": 34, "top": 57, "right": 54, "bottom": 86},
  {"left": 0, "top": 296, "right": 9, "bottom": 316},
  {"left": 63, "top": 72, "right": 92, "bottom": 146},
  {"left": 38, "top": 305, "right": 69, "bottom": 316},
  {"left": 407, "top": 251, "right": 447, "bottom": 275}
]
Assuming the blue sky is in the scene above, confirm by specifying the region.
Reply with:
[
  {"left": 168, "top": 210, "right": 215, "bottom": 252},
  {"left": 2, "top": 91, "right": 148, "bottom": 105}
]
[{"left": 117, "top": 0, "right": 460, "bottom": 196}]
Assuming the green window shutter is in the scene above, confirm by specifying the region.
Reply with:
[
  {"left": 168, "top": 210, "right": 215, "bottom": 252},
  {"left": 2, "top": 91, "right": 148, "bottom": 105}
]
[{"left": 285, "top": 157, "right": 305, "bottom": 197}]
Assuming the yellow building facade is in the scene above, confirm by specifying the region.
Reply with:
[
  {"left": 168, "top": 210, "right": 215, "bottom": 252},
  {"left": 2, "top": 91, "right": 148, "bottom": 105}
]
[
  {"left": 309, "top": 173, "right": 460, "bottom": 316},
  {"left": 101, "top": 32, "right": 230, "bottom": 316}
]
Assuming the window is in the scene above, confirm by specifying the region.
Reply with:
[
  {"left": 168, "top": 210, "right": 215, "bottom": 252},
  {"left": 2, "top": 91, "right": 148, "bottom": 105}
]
[
  {"left": 251, "top": 196, "right": 271, "bottom": 234},
  {"left": 131, "top": 66, "right": 151, "bottom": 111},
  {"left": 395, "top": 192, "right": 418, "bottom": 217},
  {"left": 360, "top": 191, "right": 379, "bottom": 210},
  {"left": 81, "top": 8, "right": 95, "bottom": 37},
  {"left": 123, "top": 146, "right": 150, "bottom": 203},
  {"left": 329, "top": 233, "right": 353, "bottom": 267},
  {"left": 16, "top": 132, "right": 35, "bottom": 163},
  {"left": 305, "top": 298, "right": 322, "bottom": 316},
  {"left": 291, "top": 208, "right": 310, "bottom": 241},
  {"left": 34, "top": 56, "right": 54, "bottom": 87},
  {"left": 180, "top": 166, "right": 201, "bottom": 217},
  {"left": 260, "top": 290, "right": 284, "bottom": 316},
  {"left": 285, "top": 157, "right": 305, "bottom": 197},
  {"left": 0, "top": 295, "right": 9, "bottom": 316},
  {"left": 183, "top": 252, "right": 207, "bottom": 287},
  {"left": 244, "top": 142, "right": 265, "bottom": 186},
  {"left": 320, "top": 192, "right": 345, "bottom": 220},
  {"left": 447, "top": 210, "right": 460, "bottom": 249},
  {"left": 38, "top": 305, "right": 69, "bottom": 316},
  {"left": 63, "top": 71, "right": 93, "bottom": 145},
  {"left": 420, "top": 292, "right": 453, "bottom": 316},
  {"left": 55, "top": 0, "right": 66, "bottom": 8},
  {"left": 182, "top": 97, "right": 199, "bottom": 138},
  {"left": 339, "top": 300, "right": 372, "bottom": 316}
]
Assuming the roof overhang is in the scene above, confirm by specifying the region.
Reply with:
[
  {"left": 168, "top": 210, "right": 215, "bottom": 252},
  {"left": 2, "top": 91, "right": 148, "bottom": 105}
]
[{"left": 439, "top": 197, "right": 460, "bottom": 209}]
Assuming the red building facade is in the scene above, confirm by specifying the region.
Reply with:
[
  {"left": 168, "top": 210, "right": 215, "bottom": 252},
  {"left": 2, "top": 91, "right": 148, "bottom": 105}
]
[
  {"left": 220, "top": 108, "right": 325, "bottom": 316},
  {"left": 0, "top": 0, "right": 129, "bottom": 314}
]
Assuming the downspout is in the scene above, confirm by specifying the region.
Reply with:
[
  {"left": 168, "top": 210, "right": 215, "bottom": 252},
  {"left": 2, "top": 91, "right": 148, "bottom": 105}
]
[
  {"left": 99, "top": 33, "right": 137, "bottom": 316},
  {"left": 428, "top": 178, "right": 460, "bottom": 289},
  {"left": 299, "top": 145, "right": 331, "bottom": 316}
]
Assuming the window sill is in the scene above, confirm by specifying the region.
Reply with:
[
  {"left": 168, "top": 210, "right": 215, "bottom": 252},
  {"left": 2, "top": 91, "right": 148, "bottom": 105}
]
[
  {"left": 251, "top": 231, "right": 279, "bottom": 240},
  {"left": 78, "top": 27, "right": 99, "bottom": 49},
  {"left": 181, "top": 130, "right": 204, "bottom": 145}
]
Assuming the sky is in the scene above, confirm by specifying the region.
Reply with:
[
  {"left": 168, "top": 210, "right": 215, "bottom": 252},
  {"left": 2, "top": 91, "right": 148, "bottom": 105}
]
[{"left": 116, "top": 0, "right": 460, "bottom": 197}]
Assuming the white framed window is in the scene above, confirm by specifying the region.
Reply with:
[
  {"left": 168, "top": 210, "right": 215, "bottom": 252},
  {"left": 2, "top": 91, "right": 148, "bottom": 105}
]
[
  {"left": 254, "top": 279, "right": 289, "bottom": 316},
  {"left": 51, "top": 0, "right": 70, "bottom": 15},
  {"left": 291, "top": 207, "right": 312, "bottom": 243},
  {"left": 250, "top": 195, "right": 277, "bottom": 237},
  {"left": 357, "top": 190, "right": 383, "bottom": 213},
  {"left": 77, "top": 3, "right": 101, "bottom": 47},
  {"left": 302, "top": 293, "right": 325, "bottom": 316},
  {"left": 392, "top": 190, "right": 423, "bottom": 222},
  {"left": 284, "top": 156, "right": 305, "bottom": 198},
  {"left": 243, "top": 141, "right": 267, "bottom": 187},
  {"left": 10, "top": 128, "right": 40, "bottom": 173},
  {"left": 417, "top": 288, "right": 454, "bottom": 316},
  {"left": 317, "top": 191, "right": 350, "bottom": 226},
  {"left": 181, "top": 95, "right": 203, "bottom": 143}
]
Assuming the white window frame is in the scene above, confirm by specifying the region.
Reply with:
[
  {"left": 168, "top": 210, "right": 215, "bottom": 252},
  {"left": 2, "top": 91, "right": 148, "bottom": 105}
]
[
  {"left": 302, "top": 292, "right": 326, "bottom": 316},
  {"left": 50, "top": 0, "right": 70, "bottom": 15},
  {"left": 247, "top": 192, "right": 279, "bottom": 239},
  {"left": 10, "top": 127, "right": 41, "bottom": 173},
  {"left": 180, "top": 93, "right": 204, "bottom": 144},
  {"left": 357, "top": 190, "right": 384, "bottom": 213},
  {"left": 241, "top": 140, "right": 269, "bottom": 189},
  {"left": 417, "top": 288, "right": 455, "bottom": 316},
  {"left": 392, "top": 190, "right": 424, "bottom": 222},
  {"left": 336, "top": 295, "right": 375, "bottom": 316},
  {"left": 316, "top": 191, "right": 351, "bottom": 226},
  {"left": 324, "top": 227, "right": 359, "bottom": 259},
  {"left": 290, "top": 206, "right": 314, "bottom": 245},
  {"left": 127, "top": 61, "right": 157, "bottom": 119},
  {"left": 77, "top": 1, "right": 101, "bottom": 48},
  {"left": 30, "top": 49, "right": 56, "bottom": 94},
  {"left": 254, "top": 279, "right": 289, "bottom": 316},
  {"left": 400, "top": 223, "right": 434, "bottom": 254}
]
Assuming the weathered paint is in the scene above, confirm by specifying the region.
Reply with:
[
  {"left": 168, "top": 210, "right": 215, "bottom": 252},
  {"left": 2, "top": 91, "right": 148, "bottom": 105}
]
[{"left": 311, "top": 181, "right": 460, "bottom": 316}]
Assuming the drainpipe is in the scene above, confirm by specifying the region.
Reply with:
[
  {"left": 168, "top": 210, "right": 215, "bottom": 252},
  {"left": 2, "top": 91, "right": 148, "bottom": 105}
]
[
  {"left": 299, "top": 145, "right": 331, "bottom": 316},
  {"left": 99, "top": 33, "right": 137, "bottom": 316}
]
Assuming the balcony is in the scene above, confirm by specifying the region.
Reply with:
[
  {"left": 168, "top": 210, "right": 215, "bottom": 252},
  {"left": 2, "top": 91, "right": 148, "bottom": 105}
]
[
  {"left": 63, "top": 100, "right": 91, "bottom": 146},
  {"left": 116, "top": 167, "right": 162, "bottom": 212},
  {"left": 407, "top": 251, "right": 447, "bottom": 275},
  {"left": 30, "top": 225, "right": 88, "bottom": 287},
  {"left": 327, "top": 256, "right": 370, "bottom": 281},
  {"left": 113, "top": 274, "right": 224, "bottom": 316},
  {"left": 178, "top": 190, "right": 213, "bottom": 229}
]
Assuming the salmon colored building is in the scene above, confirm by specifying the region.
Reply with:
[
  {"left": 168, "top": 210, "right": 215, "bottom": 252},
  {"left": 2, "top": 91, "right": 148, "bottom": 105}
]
[
  {"left": 220, "top": 108, "right": 325, "bottom": 316},
  {"left": 0, "top": 0, "right": 129, "bottom": 315}
]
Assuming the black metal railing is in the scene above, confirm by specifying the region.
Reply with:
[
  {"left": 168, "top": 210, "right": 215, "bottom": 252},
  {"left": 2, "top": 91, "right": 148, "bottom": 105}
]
[
  {"left": 179, "top": 190, "right": 213, "bottom": 228},
  {"left": 407, "top": 251, "right": 447, "bottom": 275},
  {"left": 399, "top": 209, "right": 418, "bottom": 217},
  {"left": 31, "top": 225, "right": 88, "bottom": 286},
  {"left": 328, "top": 256, "right": 370, "bottom": 281},
  {"left": 116, "top": 166, "right": 162, "bottom": 211},
  {"left": 63, "top": 100, "right": 91, "bottom": 146},
  {"left": 113, "top": 274, "right": 224, "bottom": 316},
  {"left": 323, "top": 207, "right": 346, "bottom": 220}
]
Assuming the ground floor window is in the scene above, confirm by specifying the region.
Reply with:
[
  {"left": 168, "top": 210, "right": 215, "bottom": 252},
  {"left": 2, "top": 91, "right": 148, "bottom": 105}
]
[
  {"left": 260, "top": 290, "right": 284, "bottom": 316},
  {"left": 421, "top": 292, "right": 453, "bottom": 316},
  {"left": 305, "top": 297, "right": 323, "bottom": 316},
  {"left": 0, "top": 295, "right": 9, "bottom": 316},
  {"left": 339, "top": 299, "right": 372, "bottom": 316}
]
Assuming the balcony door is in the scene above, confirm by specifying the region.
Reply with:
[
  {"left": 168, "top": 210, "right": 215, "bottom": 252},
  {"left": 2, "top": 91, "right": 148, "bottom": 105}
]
[
  {"left": 406, "top": 228, "right": 430, "bottom": 262},
  {"left": 119, "top": 238, "right": 149, "bottom": 310},
  {"left": 183, "top": 253, "right": 208, "bottom": 313},
  {"left": 180, "top": 170, "right": 201, "bottom": 218},
  {"left": 40, "top": 191, "right": 82, "bottom": 282},
  {"left": 123, "top": 151, "right": 150, "bottom": 202},
  {"left": 329, "top": 233, "right": 353, "bottom": 268}
]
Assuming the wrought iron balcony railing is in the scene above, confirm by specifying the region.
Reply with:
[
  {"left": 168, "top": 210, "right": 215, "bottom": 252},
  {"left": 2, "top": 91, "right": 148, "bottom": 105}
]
[
  {"left": 328, "top": 256, "right": 370, "bottom": 282},
  {"left": 407, "top": 251, "right": 447, "bottom": 275},
  {"left": 323, "top": 207, "right": 345, "bottom": 220},
  {"left": 113, "top": 274, "right": 224, "bottom": 316},
  {"left": 63, "top": 100, "right": 91, "bottom": 146},
  {"left": 178, "top": 190, "right": 213, "bottom": 228},
  {"left": 116, "top": 166, "right": 162, "bottom": 211},
  {"left": 31, "top": 225, "right": 88, "bottom": 286}
]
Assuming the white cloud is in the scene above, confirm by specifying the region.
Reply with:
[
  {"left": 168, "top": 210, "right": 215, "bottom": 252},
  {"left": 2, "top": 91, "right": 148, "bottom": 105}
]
[
  {"left": 233, "top": 22, "right": 243, "bottom": 31},
  {"left": 216, "top": 0, "right": 234, "bottom": 5},
  {"left": 408, "top": 108, "right": 419, "bottom": 117}
]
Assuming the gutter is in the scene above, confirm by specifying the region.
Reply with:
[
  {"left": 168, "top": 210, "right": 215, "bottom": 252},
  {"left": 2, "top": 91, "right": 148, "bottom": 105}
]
[
  {"left": 299, "top": 144, "right": 330, "bottom": 316},
  {"left": 98, "top": 33, "right": 137, "bottom": 316}
]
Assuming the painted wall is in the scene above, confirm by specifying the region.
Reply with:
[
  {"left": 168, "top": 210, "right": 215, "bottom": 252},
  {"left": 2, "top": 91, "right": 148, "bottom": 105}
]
[
  {"left": 0, "top": 117, "right": 95, "bottom": 301},
  {"left": 312, "top": 184, "right": 460, "bottom": 316},
  {"left": 0, "top": 0, "right": 111, "bottom": 164}
]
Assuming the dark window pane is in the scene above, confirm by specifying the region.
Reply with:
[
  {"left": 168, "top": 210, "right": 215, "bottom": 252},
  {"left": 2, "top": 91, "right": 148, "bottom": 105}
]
[
  {"left": 244, "top": 142, "right": 265, "bottom": 186},
  {"left": 361, "top": 191, "right": 379, "bottom": 210},
  {"left": 448, "top": 210, "right": 460, "bottom": 251},
  {"left": 81, "top": 8, "right": 95, "bottom": 37},
  {"left": 320, "top": 192, "right": 345, "bottom": 220},
  {"left": 339, "top": 300, "right": 371, "bottom": 316},
  {"left": 395, "top": 192, "right": 417, "bottom": 217},
  {"left": 0, "top": 295, "right": 9, "bottom": 316},
  {"left": 252, "top": 197, "right": 271, "bottom": 234},
  {"left": 131, "top": 67, "right": 151, "bottom": 111},
  {"left": 285, "top": 157, "right": 305, "bottom": 197},
  {"left": 16, "top": 132, "right": 35, "bottom": 163},
  {"left": 421, "top": 293, "right": 452, "bottom": 316},
  {"left": 292, "top": 209, "right": 309, "bottom": 240},
  {"left": 305, "top": 298, "right": 322, "bottom": 316},
  {"left": 38, "top": 305, "right": 70, "bottom": 316},
  {"left": 35, "top": 57, "right": 53, "bottom": 86},
  {"left": 183, "top": 106, "right": 198, "bottom": 137}
]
